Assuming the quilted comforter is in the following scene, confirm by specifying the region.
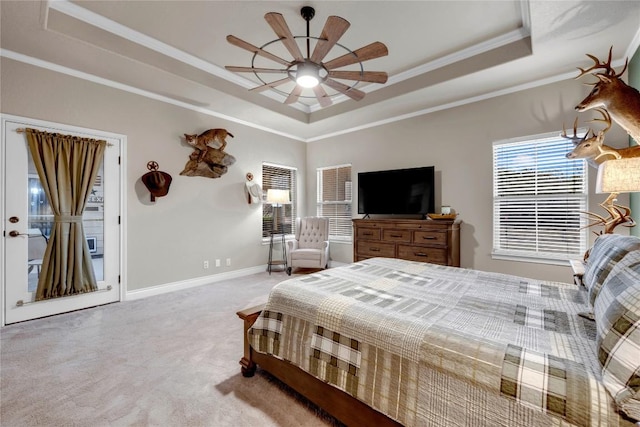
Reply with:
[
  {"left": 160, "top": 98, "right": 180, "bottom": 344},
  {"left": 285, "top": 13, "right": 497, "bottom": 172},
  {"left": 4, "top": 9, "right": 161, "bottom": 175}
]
[{"left": 248, "top": 257, "right": 634, "bottom": 426}]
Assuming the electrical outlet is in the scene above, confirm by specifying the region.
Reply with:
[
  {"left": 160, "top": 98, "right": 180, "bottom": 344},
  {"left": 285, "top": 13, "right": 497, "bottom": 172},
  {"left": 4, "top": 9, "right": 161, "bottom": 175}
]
[
  {"left": 203, "top": 260, "right": 209, "bottom": 269},
  {"left": 215, "top": 259, "right": 221, "bottom": 267},
  {"left": 226, "top": 258, "right": 231, "bottom": 266}
]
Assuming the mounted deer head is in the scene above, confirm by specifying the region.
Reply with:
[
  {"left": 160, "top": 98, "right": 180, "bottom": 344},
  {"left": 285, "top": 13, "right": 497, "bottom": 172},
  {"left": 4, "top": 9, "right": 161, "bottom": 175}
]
[{"left": 575, "top": 46, "right": 640, "bottom": 143}]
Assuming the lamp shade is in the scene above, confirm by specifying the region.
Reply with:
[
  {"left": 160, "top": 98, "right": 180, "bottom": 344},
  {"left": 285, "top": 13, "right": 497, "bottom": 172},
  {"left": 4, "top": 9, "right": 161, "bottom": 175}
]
[
  {"left": 596, "top": 157, "right": 640, "bottom": 194},
  {"left": 266, "top": 189, "right": 290, "bottom": 204}
]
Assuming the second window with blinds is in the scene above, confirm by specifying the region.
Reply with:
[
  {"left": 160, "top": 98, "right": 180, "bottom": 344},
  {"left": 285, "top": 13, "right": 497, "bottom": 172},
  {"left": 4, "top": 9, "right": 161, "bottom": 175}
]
[{"left": 317, "top": 165, "right": 352, "bottom": 241}]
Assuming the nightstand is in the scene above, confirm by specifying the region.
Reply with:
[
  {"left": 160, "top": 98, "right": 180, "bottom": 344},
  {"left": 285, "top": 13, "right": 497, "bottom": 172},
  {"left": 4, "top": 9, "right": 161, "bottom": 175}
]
[{"left": 569, "top": 259, "right": 586, "bottom": 287}]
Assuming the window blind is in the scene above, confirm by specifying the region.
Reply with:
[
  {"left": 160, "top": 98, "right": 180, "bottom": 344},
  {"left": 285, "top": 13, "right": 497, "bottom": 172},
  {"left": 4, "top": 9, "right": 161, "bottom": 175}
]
[
  {"left": 262, "top": 163, "right": 297, "bottom": 238},
  {"left": 317, "top": 165, "right": 352, "bottom": 240},
  {"left": 493, "top": 135, "right": 588, "bottom": 261}
]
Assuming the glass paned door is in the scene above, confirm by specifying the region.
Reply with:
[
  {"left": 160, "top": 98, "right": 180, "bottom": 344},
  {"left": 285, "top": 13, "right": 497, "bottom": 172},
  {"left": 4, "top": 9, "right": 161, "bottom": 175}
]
[{"left": 3, "top": 117, "right": 121, "bottom": 325}]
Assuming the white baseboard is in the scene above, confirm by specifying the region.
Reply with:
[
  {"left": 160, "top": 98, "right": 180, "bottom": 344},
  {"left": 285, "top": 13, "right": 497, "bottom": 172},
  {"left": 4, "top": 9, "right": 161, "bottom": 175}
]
[{"left": 125, "top": 265, "right": 267, "bottom": 301}]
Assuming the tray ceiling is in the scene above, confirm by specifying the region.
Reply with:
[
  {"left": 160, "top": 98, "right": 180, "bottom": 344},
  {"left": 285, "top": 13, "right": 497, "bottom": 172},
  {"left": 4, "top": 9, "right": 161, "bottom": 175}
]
[{"left": 1, "top": 1, "right": 639, "bottom": 141}]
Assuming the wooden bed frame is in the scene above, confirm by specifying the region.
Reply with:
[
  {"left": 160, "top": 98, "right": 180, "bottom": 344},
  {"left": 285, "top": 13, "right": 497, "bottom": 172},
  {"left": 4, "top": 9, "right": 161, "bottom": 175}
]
[{"left": 237, "top": 304, "right": 402, "bottom": 427}]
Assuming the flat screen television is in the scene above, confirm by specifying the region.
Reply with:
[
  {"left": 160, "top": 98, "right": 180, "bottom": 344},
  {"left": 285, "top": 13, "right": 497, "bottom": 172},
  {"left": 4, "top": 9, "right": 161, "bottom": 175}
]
[{"left": 358, "top": 166, "right": 435, "bottom": 217}]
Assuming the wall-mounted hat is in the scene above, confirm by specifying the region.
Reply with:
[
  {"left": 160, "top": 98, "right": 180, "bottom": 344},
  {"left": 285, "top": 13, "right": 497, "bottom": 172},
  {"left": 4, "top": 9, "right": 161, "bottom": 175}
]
[
  {"left": 245, "top": 172, "right": 262, "bottom": 204},
  {"left": 142, "top": 161, "right": 172, "bottom": 202}
]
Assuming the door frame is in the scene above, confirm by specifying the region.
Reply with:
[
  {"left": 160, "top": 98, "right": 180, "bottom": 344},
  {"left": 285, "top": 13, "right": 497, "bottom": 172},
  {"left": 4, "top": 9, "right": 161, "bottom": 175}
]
[{"left": 1, "top": 114, "right": 127, "bottom": 326}]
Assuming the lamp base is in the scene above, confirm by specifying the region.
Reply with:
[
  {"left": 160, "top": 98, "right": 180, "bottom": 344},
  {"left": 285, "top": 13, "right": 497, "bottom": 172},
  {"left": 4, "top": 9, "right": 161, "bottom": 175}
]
[{"left": 581, "top": 192, "right": 636, "bottom": 234}]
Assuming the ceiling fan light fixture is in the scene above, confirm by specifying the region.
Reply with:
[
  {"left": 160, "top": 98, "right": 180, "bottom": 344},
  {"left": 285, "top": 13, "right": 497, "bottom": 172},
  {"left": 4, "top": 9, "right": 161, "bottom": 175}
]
[
  {"left": 295, "top": 62, "right": 320, "bottom": 88},
  {"left": 226, "top": 7, "right": 388, "bottom": 107}
]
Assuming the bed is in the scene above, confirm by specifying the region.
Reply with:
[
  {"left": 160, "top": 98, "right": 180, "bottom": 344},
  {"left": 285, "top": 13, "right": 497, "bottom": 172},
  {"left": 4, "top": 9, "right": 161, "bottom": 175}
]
[{"left": 237, "top": 233, "right": 640, "bottom": 426}]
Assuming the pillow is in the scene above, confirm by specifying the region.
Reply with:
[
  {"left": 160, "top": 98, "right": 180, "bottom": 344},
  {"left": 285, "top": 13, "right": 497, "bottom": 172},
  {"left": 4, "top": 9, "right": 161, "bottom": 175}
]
[
  {"left": 593, "top": 249, "right": 640, "bottom": 420},
  {"left": 583, "top": 234, "right": 640, "bottom": 306}
]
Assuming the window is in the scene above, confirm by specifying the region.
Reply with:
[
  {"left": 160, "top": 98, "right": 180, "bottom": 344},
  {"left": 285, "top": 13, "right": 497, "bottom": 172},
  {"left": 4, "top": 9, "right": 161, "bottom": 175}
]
[
  {"left": 317, "top": 164, "right": 352, "bottom": 241},
  {"left": 262, "top": 163, "right": 297, "bottom": 238},
  {"left": 493, "top": 132, "right": 588, "bottom": 263}
]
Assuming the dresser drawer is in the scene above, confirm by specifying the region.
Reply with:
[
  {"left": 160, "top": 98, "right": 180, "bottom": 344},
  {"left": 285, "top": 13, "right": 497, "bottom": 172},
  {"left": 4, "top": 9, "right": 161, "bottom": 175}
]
[
  {"left": 357, "top": 241, "right": 396, "bottom": 258},
  {"left": 352, "top": 219, "right": 460, "bottom": 267},
  {"left": 413, "top": 230, "right": 447, "bottom": 245},
  {"left": 398, "top": 245, "right": 447, "bottom": 264},
  {"left": 382, "top": 229, "right": 411, "bottom": 243},
  {"left": 357, "top": 227, "right": 381, "bottom": 240}
]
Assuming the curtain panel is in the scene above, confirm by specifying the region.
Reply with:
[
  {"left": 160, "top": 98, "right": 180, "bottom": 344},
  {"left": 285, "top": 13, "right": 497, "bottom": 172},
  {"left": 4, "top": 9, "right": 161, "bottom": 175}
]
[{"left": 25, "top": 128, "right": 107, "bottom": 300}]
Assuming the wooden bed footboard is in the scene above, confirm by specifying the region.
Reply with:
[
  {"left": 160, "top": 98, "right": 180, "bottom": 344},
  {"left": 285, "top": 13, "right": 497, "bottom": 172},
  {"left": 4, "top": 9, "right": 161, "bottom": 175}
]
[{"left": 237, "top": 305, "right": 402, "bottom": 427}]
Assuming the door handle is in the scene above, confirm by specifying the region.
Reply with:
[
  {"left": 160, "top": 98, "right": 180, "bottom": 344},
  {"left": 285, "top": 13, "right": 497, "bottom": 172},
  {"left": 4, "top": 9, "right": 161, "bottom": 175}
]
[{"left": 8, "top": 230, "right": 26, "bottom": 237}]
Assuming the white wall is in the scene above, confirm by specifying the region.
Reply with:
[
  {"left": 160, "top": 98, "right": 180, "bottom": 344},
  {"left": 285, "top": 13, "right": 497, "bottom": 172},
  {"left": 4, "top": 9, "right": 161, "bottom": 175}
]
[
  {"left": 1, "top": 58, "right": 307, "bottom": 291},
  {"left": 306, "top": 78, "right": 630, "bottom": 282},
  {"left": 3, "top": 57, "right": 631, "bottom": 288}
]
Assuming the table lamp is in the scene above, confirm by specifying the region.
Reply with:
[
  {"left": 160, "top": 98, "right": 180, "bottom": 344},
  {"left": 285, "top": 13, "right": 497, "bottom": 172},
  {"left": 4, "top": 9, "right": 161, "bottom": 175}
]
[
  {"left": 266, "top": 189, "right": 290, "bottom": 233},
  {"left": 591, "top": 157, "right": 640, "bottom": 233}
]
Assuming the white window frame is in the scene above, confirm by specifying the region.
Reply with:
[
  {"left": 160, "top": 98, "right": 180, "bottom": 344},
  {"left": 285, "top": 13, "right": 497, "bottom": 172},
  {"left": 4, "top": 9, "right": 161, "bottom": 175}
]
[
  {"left": 262, "top": 162, "right": 297, "bottom": 239},
  {"left": 492, "top": 131, "right": 589, "bottom": 265},
  {"left": 317, "top": 164, "right": 353, "bottom": 242}
]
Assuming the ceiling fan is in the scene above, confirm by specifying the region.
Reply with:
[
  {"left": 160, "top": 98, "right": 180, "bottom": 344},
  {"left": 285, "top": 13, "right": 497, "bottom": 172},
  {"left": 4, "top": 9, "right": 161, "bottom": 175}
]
[{"left": 225, "top": 6, "right": 389, "bottom": 107}]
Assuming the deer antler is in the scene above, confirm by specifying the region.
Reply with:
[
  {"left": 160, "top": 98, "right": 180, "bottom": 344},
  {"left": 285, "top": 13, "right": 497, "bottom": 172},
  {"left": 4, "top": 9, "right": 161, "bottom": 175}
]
[
  {"left": 588, "top": 108, "right": 612, "bottom": 133},
  {"left": 561, "top": 117, "right": 587, "bottom": 144},
  {"left": 576, "top": 46, "right": 616, "bottom": 78},
  {"left": 576, "top": 46, "right": 629, "bottom": 80},
  {"left": 561, "top": 109, "right": 610, "bottom": 145}
]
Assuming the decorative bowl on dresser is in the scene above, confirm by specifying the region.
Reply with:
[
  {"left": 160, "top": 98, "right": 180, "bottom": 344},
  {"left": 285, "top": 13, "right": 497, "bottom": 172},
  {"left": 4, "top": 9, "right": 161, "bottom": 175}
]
[{"left": 352, "top": 218, "right": 460, "bottom": 266}]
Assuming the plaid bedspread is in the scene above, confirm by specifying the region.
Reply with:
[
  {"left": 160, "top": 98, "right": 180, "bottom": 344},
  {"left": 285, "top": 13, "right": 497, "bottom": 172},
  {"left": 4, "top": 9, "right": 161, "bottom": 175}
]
[{"left": 248, "top": 258, "right": 633, "bottom": 426}]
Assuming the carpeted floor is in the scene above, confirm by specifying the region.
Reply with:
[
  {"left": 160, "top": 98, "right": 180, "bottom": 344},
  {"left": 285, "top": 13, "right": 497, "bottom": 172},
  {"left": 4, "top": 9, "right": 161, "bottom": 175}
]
[{"left": 0, "top": 270, "right": 344, "bottom": 427}]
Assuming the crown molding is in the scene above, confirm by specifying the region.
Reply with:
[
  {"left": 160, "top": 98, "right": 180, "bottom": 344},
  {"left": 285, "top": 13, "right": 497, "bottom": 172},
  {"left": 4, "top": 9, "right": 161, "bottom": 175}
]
[
  {"left": 0, "top": 49, "right": 306, "bottom": 142},
  {"left": 0, "top": 48, "right": 595, "bottom": 144},
  {"left": 625, "top": 25, "right": 640, "bottom": 63},
  {"left": 47, "top": 0, "right": 310, "bottom": 114}
]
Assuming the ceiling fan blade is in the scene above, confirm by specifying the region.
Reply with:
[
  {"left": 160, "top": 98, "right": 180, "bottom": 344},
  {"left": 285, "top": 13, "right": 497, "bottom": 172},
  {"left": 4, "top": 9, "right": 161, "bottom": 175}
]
[
  {"left": 328, "top": 70, "right": 388, "bottom": 83},
  {"left": 225, "top": 66, "right": 288, "bottom": 74},
  {"left": 249, "top": 77, "right": 292, "bottom": 93},
  {"left": 226, "top": 35, "right": 292, "bottom": 67},
  {"left": 323, "top": 42, "right": 388, "bottom": 70},
  {"left": 323, "top": 79, "right": 365, "bottom": 101},
  {"left": 312, "top": 85, "right": 332, "bottom": 107},
  {"left": 310, "top": 16, "right": 350, "bottom": 63},
  {"left": 264, "top": 12, "right": 304, "bottom": 62},
  {"left": 285, "top": 85, "right": 304, "bottom": 104}
]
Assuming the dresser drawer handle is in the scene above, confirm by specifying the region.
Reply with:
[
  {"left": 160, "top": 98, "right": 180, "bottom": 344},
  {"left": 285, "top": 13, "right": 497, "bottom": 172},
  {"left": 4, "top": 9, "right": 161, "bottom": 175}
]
[
  {"left": 414, "top": 252, "right": 428, "bottom": 257},
  {"left": 421, "top": 236, "right": 436, "bottom": 240},
  {"left": 390, "top": 234, "right": 402, "bottom": 237},
  {"left": 370, "top": 248, "right": 381, "bottom": 252},
  {"left": 363, "top": 232, "right": 374, "bottom": 236}
]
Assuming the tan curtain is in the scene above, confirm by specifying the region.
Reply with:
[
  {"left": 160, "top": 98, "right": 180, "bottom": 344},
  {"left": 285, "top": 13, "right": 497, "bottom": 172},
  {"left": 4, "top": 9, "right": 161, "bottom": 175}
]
[{"left": 25, "top": 128, "right": 107, "bottom": 300}]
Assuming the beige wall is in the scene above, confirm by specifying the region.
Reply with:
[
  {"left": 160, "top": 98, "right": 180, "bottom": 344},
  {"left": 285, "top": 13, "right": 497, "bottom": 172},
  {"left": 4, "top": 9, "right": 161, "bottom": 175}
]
[
  {"left": 3, "top": 57, "right": 631, "bottom": 288},
  {"left": 306, "top": 78, "right": 630, "bottom": 282},
  {"left": 1, "top": 58, "right": 307, "bottom": 290}
]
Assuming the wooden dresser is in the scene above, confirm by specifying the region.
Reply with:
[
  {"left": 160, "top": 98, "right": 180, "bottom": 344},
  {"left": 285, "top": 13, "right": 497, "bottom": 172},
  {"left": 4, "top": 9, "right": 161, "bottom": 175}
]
[{"left": 352, "top": 219, "right": 460, "bottom": 267}]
